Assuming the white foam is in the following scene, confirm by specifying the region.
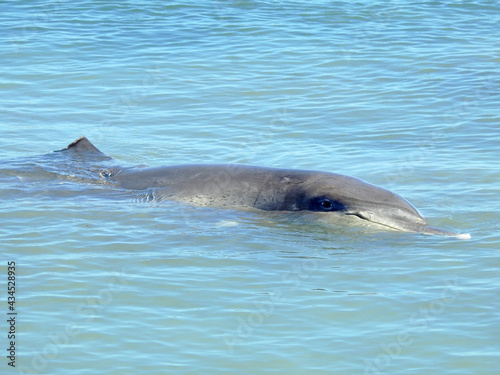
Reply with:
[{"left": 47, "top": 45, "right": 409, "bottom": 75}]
[
  {"left": 216, "top": 220, "right": 239, "bottom": 228},
  {"left": 455, "top": 233, "right": 471, "bottom": 240}
]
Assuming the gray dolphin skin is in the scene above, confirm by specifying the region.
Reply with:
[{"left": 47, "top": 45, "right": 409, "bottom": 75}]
[{"left": 60, "top": 137, "right": 470, "bottom": 239}]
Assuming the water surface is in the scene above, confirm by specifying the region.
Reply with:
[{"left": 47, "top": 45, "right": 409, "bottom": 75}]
[{"left": 1, "top": 1, "right": 499, "bottom": 374}]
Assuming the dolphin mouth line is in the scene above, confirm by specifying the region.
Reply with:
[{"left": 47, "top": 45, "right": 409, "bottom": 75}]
[
  {"left": 345, "top": 212, "right": 370, "bottom": 221},
  {"left": 345, "top": 212, "right": 471, "bottom": 240}
]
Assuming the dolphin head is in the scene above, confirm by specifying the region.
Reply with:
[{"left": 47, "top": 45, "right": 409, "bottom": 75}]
[
  {"left": 262, "top": 171, "right": 470, "bottom": 239},
  {"left": 301, "top": 173, "right": 428, "bottom": 232}
]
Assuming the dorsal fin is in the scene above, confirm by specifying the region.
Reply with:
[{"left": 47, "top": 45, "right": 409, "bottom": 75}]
[{"left": 61, "top": 137, "right": 104, "bottom": 155}]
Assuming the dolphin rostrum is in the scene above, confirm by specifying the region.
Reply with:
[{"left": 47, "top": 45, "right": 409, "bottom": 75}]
[{"left": 59, "top": 137, "right": 470, "bottom": 239}]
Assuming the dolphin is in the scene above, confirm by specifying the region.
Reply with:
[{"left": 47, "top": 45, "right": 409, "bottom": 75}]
[{"left": 58, "top": 137, "right": 470, "bottom": 239}]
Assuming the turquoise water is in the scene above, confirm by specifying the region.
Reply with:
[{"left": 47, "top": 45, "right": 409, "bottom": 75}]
[{"left": 1, "top": 0, "right": 499, "bottom": 374}]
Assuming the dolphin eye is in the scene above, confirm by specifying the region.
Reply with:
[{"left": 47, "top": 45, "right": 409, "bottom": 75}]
[
  {"left": 311, "top": 197, "right": 345, "bottom": 212},
  {"left": 320, "top": 199, "right": 334, "bottom": 210}
]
